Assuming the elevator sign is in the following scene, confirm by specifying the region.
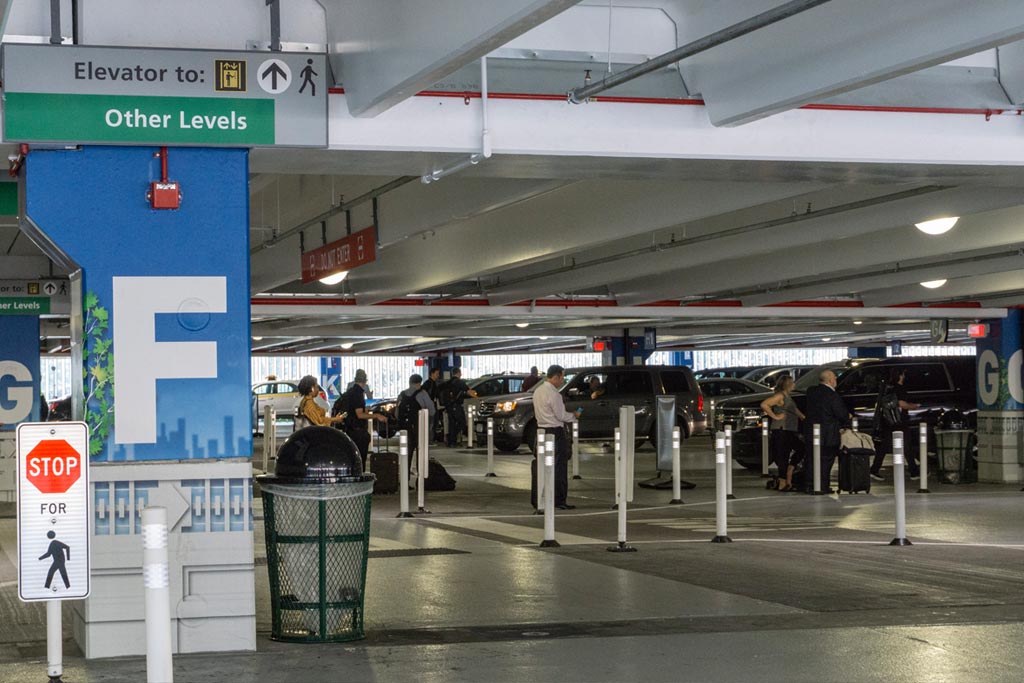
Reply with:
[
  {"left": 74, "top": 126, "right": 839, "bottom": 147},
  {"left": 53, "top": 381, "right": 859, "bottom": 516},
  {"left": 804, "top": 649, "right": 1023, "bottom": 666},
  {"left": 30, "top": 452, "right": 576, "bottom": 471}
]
[
  {"left": 17, "top": 422, "right": 91, "bottom": 602},
  {"left": 2, "top": 44, "right": 326, "bottom": 148}
]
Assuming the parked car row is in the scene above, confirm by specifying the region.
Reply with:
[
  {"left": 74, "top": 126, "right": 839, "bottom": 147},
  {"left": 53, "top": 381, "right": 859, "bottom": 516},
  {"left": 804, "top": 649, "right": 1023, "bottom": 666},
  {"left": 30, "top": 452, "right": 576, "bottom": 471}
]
[{"left": 694, "top": 365, "right": 815, "bottom": 387}]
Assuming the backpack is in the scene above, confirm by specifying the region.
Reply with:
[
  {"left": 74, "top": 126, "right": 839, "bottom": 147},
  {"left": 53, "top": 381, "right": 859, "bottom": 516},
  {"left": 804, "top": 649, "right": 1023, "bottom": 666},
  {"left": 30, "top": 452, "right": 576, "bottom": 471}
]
[
  {"left": 875, "top": 387, "right": 902, "bottom": 431},
  {"left": 439, "top": 380, "right": 461, "bottom": 406},
  {"left": 397, "top": 388, "right": 424, "bottom": 430},
  {"left": 331, "top": 393, "right": 349, "bottom": 418}
]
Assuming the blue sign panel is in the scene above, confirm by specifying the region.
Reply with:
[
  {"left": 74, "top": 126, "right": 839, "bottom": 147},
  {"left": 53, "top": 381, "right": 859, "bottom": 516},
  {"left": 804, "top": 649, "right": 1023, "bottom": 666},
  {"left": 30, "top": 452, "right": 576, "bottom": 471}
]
[
  {"left": 0, "top": 315, "right": 40, "bottom": 430},
  {"left": 976, "top": 311, "right": 1024, "bottom": 411},
  {"left": 25, "top": 146, "right": 250, "bottom": 460}
]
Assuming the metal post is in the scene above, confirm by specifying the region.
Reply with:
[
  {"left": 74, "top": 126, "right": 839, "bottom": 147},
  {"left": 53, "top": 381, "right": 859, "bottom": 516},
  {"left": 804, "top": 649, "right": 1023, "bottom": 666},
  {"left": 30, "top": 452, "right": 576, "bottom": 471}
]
[
  {"left": 397, "top": 430, "right": 413, "bottom": 518},
  {"left": 467, "top": 405, "right": 475, "bottom": 448},
  {"left": 47, "top": 599, "right": 62, "bottom": 682},
  {"left": 262, "top": 405, "right": 275, "bottom": 473},
  {"left": 670, "top": 426, "right": 683, "bottom": 504},
  {"left": 571, "top": 421, "right": 581, "bottom": 479},
  {"left": 851, "top": 417, "right": 859, "bottom": 432},
  {"left": 761, "top": 418, "right": 770, "bottom": 478},
  {"left": 918, "top": 422, "right": 930, "bottom": 494},
  {"left": 625, "top": 406, "right": 636, "bottom": 502},
  {"left": 890, "top": 431, "right": 912, "bottom": 546},
  {"left": 813, "top": 424, "right": 822, "bottom": 495},
  {"left": 417, "top": 409, "right": 430, "bottom": 513},
  {"left": 709, "top": 399, "right": 716, "bottom": 435},
  {"left": 535, "top": 428, "right": 546, "bottom": 513},
  {"left": 442, "top": 409, "right": 449, "bottom": 446},
  {"left": 367, "top": 418, "right": 375, "bottom": 452},
  {"left": 712, "top": 432, "right": 732, "bottom": 543},
  {"left": 142, "top": 507, "right": 173, "bottom": 683},
  {"left": 725, "top": 424, "right": 735, "bottom": 500},
  {"left": 611, "top": 426, "right": 621, "bottom": 510},
  {"left": 540, "top": 435, "right": 560, "bottom": 548},
  {"left": 485, "top": 418, "right": 496, "bottom": 477},
  {"left": 608, "top": 426, "right": 636, "bottom": 552}
]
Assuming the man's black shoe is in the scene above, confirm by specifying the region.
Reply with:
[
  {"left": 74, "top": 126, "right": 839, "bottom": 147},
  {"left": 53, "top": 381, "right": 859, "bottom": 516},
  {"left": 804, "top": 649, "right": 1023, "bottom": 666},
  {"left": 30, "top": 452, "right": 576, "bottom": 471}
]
[{"left": 556, "top": 504, "right": 576, "bottom": 510}]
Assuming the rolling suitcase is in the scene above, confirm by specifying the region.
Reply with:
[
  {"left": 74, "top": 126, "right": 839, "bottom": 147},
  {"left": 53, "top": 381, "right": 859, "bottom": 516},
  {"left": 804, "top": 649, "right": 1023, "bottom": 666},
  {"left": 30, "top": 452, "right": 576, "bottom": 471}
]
[
  {"left": 371, "top": 451, "right": 400, "bottom": 495},
  {"left": 838, "top": 448, "right": 872, "bottom": 494}
]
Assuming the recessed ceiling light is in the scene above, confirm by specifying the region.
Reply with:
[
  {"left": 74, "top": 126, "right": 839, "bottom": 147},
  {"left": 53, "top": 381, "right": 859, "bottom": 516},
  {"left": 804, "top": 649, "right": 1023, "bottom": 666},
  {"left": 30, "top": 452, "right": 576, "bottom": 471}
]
[
  {"left": 852, "top": 321, "right": 862, "bottom": 326},
  {"left": 319, "top": 271, "right": 348, "bottom": 285},
  {"left": 515, "top": 322, "right": 530, "bottom": 328},
  {"left": 252, "top": 336, "right": 263, "bottom": 341},
  {"left": 821, "top": 337, "right": 832, "bottom": 342},
  {"left": 920, "top": 279, "right": 947, "bottom": 289},
  {"left": 914, "top": 217, "right": 958, "bottom": 235},
  {"left": 340, "top": 342, "right": 354, "bottom": 350},
  {"left": 538, "top": 336, "right": 549, "bottom": 340}
]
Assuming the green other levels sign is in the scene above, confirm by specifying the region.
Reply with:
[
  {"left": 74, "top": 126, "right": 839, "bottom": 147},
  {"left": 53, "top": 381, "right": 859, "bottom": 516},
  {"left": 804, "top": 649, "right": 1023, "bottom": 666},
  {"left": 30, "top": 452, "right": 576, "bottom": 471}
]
[{"left": 0, "top": 298, "right": 50, "bottom": 315}]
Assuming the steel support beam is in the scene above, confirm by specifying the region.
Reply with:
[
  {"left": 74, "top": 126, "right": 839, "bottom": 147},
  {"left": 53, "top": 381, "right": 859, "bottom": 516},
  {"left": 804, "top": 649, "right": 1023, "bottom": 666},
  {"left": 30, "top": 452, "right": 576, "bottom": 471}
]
[
  {"left": 675, "top": 0, "right": 1024, "bottom": 126},
  {"left": 323, "top": 0, "right": 579, "bottom": 117},
  {"left": 862, "top": 270, "right": 1024, "bottom": 307}
]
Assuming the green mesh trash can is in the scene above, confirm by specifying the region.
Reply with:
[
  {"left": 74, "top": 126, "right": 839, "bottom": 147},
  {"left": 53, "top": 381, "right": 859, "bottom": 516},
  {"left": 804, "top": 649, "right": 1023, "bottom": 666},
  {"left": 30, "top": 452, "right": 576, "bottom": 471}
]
[
  {"left": 258, "top": 426, "right": 375, "bottom": 643},
  {"left": 935, "top": 429, "right": 976, "bottom": 485}
]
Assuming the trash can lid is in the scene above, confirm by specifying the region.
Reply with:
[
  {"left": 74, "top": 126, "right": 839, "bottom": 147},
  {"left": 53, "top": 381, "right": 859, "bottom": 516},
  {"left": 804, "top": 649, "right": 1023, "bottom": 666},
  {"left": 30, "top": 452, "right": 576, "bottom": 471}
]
[{"left": 260, "top": 426, "right": 373, "bottom": 484}]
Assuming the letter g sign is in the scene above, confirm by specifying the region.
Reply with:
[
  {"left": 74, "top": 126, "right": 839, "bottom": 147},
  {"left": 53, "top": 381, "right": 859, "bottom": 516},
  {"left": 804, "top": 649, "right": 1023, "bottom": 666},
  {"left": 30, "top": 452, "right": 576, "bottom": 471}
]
[{"left": 0, "top": 360, "right": 34, "bottom": 423}]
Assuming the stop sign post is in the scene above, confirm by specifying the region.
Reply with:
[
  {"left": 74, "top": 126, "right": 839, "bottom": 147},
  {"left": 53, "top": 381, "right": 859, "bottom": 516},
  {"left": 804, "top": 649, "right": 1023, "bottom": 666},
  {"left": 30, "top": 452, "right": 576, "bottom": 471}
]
[{"left": 17, "top": 422, "right": 91, "bottom": 602}]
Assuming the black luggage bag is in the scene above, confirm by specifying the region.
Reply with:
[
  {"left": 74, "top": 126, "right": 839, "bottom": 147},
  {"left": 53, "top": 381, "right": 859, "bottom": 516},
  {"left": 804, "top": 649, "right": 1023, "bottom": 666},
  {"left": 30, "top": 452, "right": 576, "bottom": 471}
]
[
  {"left": 838, "top": 448, "right": 872, "bottom": 494},
  {"left": 371, "top": 451, "right": 400, "bottom": 495},
  {"left": 424, "top": 457, "right": 456, "bottom": 491}
]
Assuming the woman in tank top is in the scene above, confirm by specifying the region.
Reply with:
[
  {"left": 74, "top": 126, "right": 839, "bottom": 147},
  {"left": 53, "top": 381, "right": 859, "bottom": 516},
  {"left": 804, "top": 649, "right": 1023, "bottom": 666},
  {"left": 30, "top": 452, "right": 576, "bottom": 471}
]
[{"left": 760, "top": 375, "right": 806, "bottom": 491}]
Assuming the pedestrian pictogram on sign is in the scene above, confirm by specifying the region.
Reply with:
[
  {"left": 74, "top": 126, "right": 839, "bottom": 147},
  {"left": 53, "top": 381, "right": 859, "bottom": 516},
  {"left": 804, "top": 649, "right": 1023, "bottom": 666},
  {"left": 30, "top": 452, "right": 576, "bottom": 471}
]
[
  {"left": 17, "top": 422, "right": 90, "bottom": 602},
  {"left": 258, "top": 58, "right": 291, "bottom": 94}
]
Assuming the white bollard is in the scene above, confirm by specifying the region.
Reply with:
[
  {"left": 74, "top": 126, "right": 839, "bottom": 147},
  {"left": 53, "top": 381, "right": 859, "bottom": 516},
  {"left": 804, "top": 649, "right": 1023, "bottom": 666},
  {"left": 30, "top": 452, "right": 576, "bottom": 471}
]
[
  {"left": 623, "top": 406, "right": 636, "bottom": 502},
  {"left": 262, "top": 405, "right": 275, "bottom": 472},
  {"left": 813, "top": 424, "right": 822, "bottom": 495},
  {"left": 535, "top": 428, "right": 546, "bottom": 513},
  {"left": 918, "top": 422, "right": 930, "bottom": 494},
  {"left": 890, "top": 431, "right": 912, "bottom": 546},
  {"left": 712, "top": 432, "right": 731, "bottom": 543},
  {"left": 851, "top": 417, "right": 859, "bottom": 432},
  {"left": 608, "top": 426, "right": 637, "bottom": 553},
  {"left": 467, "top": 405, "right": 475, "bottom": 448},
  {"left": 397, "top": 430, "right": 413, "bottom": 518},
  {"left": 142, "top": 507, "right": 174, "bottom": 683},
  {"left": 725, "top": 424, "right": 735, "bottom": 500},
  {"left": 571, "top": 421, "right": 581, "bottom": 480},
  {"left": 417, "top": 409, "right": 430, "bottom": 513},
  {"left": 670, "top": 426, "right": 683, "bottom": 504},
  {"left": 47, "top": 599, "right": 62, "bottom": 681},
  {"left": 709, "top": 399, "right": 716, "bottom": 436},
  {"left": 540, "top": 435, "right": 560, "bottom": 548},
  {"left": 485, "top": 418, "right": 496, "bottom": 477},
  {"left": 761, "top": 418, "right": 770, "bottom": 478}
]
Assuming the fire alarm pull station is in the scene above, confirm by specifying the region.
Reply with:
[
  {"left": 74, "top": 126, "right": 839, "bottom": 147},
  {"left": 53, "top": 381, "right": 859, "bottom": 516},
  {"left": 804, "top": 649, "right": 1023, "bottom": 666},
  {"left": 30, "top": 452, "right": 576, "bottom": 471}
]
[{"left": 147, "top": 146, "right": 181, "bottom": 209}]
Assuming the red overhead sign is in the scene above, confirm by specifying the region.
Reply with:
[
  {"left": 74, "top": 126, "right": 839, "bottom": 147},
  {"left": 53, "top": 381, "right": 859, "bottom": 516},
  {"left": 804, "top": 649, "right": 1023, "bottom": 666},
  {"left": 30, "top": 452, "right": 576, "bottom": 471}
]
[{"left": 301, "top": 226, "right": 376, "bottom": 283}]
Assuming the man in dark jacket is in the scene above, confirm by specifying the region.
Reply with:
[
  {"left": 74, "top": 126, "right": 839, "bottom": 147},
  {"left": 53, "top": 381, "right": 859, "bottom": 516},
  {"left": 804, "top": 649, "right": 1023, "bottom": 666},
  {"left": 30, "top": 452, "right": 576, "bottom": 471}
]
[
  {"left": 522, "top": 366, "right": 541, "bottom": 392},
  {"left": 802, "top": 369, "right": 850, "bottom": 494},
  {"left": 421, "top": 368, "right": 443, "bottom": 443}
]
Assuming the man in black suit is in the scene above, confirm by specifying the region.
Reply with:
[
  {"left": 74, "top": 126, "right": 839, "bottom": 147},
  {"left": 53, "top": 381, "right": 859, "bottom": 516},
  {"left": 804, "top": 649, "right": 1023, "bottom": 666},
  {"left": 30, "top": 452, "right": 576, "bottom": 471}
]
[{"left": 802, "top": 369, "right": 850, "bottom": 493}]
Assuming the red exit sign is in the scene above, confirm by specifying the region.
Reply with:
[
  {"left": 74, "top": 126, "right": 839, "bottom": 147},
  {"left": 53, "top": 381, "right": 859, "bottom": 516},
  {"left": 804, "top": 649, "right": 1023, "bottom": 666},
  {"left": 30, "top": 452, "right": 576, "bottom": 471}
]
[
  {"left": 301, "top": 226, "right": 376, "bottom": 283},
  {"left": 967, "top": 323, "right": 989, "bottom": 338}
]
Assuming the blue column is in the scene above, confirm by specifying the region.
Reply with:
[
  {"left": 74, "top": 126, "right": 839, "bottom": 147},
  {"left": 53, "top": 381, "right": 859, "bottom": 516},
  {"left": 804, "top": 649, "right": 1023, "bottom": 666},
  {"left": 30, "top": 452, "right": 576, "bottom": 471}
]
[
  {"left": 975, "top": 310, "right": 1024, "bottom": 482},
  {"left": 0, "top": 315, "right": 41, "bottom": 429}
]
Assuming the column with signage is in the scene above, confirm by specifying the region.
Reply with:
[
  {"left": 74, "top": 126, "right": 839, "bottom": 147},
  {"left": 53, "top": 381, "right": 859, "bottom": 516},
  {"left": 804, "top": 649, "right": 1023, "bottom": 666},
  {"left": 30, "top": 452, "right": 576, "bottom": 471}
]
[
  {"left": 975, "top": 311, "right": 1024, "bottom": 483},
  {"left": 604, "top": 330, "right": 655, "bottom": 366},
  {"left": 0, "top": 316, "right": 42, "bottom": 503}
]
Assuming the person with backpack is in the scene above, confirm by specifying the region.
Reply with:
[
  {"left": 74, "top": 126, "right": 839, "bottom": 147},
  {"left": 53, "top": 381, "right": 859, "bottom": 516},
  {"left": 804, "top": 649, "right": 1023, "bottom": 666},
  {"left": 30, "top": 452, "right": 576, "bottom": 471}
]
[
  {"left": 339, "top": 369, "right": 387, "bottom": 468},
  {"left": 421, "top": 367, "right": 443, "bottom": 443},
  {"left": 442, "top": 368, "right": 477, "bottom": 447},
  {"left": 871, "top": 368, "right": 921, "bottom": 481},
  {"left": 397, "top": 373, "right": 435, "bottom": 469}
]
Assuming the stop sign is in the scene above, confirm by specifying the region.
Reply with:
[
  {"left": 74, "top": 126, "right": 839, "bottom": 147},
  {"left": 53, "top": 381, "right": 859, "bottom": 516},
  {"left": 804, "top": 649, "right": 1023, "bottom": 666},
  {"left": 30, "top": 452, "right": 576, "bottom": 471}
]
[{"left": 25, "top": 439, "right": 82, "bottom": 494}]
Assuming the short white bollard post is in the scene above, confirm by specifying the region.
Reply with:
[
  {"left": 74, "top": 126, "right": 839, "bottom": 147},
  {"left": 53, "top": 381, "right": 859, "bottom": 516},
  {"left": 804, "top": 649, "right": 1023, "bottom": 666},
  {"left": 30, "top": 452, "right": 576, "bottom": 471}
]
[
  {"left": 485, "top": 418, "right": 496, "bottom": 477},
  {"left": 262, "top": 405, "right": 275, "bottom": 473},
  {"left": 611, "top": 427, "right": 621, "bottom": 510},
  {"left": 851, "top": 417, "right": 859, "bottom": 432},
  {"left": 890, "top": 431, "right": 912, "bottom": 546},
  {"left": 571, "top": 421, "right": 581, "bottom": 480},
  {"left": 813, "top": 424, "right": 822, "bottom": 495},
  {"left": 467, "top": 405, "right": 476, "bottom": 448},
  {"left": 142, "top": 507, "right": 174, "bottom": 683},
  {"left": 712, "top": 432, "right": 732, "bottom": 543},
  {"left": 608, "top": 426, "right": 637, "bottom": 552},
  {"left": 761, "top": 418, "right": 770, "bottom": 478},
  {"left": 417, "top": 409, "right": 430, "bottom": 514},
  {"left": 540, "top": 435, "right": 560, "bottom": 548},
  {"left": 725, "top": 424, "right": 736, "bottom": 500},
  {"left": 709, "top": 399, "right": 716, "bottom": 435},
  {"left": 534, "top": 428, "right": 546, "bottom": 514},
  {"left": 47, "top": 599, "right": 62, "bottom": 682},
  {"left": 397, "top": 430, "right": 413, "bottom": 518},
  {"left": 669, "top": 426, "right": 683, "bottom": 504},
  {"left": 918, "top": 422, "right": 930, "bottom": 494}
]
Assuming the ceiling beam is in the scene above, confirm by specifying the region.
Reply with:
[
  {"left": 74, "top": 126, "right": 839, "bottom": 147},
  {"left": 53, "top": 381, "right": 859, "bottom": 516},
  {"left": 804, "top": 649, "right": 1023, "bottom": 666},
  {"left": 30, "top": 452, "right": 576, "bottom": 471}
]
[
  {"left": 862, "top": 270, "right": 1024, "bottom": 307},
  {"left": 676, "top": 0, "right": 1024, "bottom": 126}
]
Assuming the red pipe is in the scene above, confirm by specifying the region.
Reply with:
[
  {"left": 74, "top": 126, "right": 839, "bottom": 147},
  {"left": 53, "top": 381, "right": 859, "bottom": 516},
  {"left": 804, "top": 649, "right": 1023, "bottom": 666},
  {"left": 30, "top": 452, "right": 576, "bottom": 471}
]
[{"left": 159, "top": 146, "right": 168, "bottom": 183}]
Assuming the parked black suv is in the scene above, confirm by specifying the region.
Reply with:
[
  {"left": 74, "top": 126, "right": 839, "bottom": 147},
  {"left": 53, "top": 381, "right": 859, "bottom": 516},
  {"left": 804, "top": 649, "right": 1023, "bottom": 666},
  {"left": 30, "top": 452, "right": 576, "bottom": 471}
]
[
  {"left": 712, "top": 356, "right": 976, "bottom": 469},
  {"left": 473, "top": 365, "right": 706, "bottom": 453}
]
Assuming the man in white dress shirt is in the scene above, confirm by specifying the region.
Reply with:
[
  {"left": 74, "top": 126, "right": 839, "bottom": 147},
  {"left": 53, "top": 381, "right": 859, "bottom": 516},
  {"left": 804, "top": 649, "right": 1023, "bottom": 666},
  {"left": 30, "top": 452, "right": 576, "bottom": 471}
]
[{"left": 532, "top": 365, "right": 582, "bottom": 510}]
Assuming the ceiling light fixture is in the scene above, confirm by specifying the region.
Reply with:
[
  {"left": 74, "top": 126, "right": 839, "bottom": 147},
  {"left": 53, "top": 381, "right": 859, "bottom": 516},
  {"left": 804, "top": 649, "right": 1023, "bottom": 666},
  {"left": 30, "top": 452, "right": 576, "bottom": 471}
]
[
  {"left": 340, "top": 342, "right": 354, "bottom": 350},
  {"left": 515, "top": 322, "right": 530, "bottom": 328},
  {"left": 252, "top": 336, "right": 263, "bottom": 341},
  {"left": 319, "top": 271, "right": 349, "bottom": 285},
  {"left": 920, "top": 279, "right": 947, "bottom": 289},
  {"left": 852, "top": 321, "right": 862, "bottom": 326},
  {"left": 914, "top": 217, "right": 958, "bottom": 235},
  {"left": 538, "top": 336, "right": 549, "bottom": 340},
  {"left": 821, "top": 337, "right": 832, "bottom": 342}
]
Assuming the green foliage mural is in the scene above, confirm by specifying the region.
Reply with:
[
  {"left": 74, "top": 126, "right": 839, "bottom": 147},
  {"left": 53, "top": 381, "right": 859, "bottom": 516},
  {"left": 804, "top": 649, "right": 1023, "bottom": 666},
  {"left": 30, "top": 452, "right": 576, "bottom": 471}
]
[{"left": 83, "top": 292, "right": 113, "bottom": 457}]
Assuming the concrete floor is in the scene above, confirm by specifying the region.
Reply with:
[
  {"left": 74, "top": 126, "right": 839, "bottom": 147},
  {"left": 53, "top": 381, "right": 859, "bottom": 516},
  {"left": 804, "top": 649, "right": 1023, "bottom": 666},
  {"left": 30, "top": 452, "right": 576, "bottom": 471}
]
[{"left": 3, "top": 435, "right": 1024, "bottom": 682}]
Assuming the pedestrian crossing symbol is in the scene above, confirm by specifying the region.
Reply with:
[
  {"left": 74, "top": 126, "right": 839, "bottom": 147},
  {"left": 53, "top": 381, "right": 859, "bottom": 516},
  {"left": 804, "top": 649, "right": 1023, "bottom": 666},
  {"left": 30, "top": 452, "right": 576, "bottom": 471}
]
[{"left": 215, "top": 60, "right": 246, "bottom": 92}]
